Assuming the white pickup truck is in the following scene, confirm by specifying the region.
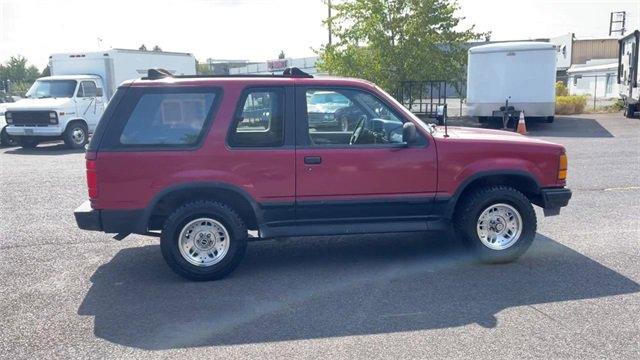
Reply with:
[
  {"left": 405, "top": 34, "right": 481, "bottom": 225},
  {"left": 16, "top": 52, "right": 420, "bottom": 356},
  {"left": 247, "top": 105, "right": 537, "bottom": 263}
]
[{"left": 4, "top": 49, "right": 196, "bottom": 149}]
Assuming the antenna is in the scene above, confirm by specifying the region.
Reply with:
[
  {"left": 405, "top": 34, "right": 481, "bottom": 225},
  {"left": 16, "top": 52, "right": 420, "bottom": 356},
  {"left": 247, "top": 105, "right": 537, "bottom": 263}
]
[{"left": 609, "top": 11, "right": 626, "bottom": 36}]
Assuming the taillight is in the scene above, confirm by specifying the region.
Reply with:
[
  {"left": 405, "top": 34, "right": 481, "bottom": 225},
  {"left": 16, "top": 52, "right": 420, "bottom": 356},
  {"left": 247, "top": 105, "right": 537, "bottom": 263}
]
[
  {"left": 86, "top": 160, "right": 98, "bottom": 199},
  {"left": 558, "top": 153, "right": 568, "bottom": 181}
]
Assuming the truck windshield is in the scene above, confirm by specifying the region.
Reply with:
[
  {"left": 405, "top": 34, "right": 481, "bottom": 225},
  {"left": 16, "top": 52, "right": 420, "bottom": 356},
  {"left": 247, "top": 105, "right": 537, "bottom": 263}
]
[{"left": 25, "top": 80, "right": 77, "bottom": 99}]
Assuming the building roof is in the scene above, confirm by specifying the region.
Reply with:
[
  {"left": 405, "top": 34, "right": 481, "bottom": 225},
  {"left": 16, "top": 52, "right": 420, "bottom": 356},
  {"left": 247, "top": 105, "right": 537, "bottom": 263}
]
[{"left": 567, "top": 61, "right": 618, "bottom": 74}]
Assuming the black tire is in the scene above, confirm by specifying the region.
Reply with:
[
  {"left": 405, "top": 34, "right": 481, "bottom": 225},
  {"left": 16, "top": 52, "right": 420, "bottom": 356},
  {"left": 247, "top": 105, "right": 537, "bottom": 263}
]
[
  {"left": 160, "top": 201, "right": 248, "bottom": 281},
  {"left": 340, "top": 116, "right": 349, "bottom": 132},
  {"left": 0, "top": 126, "right": 17, "bottom": 147},
  {"left": 454, "top": 185, "right": 537, "bottom": 263},
  {"left": 16, "top": 137, "right": 39, "bottom": 149},
  {"left": 545, "top": 116, "right": 554, "bottom": 123},
  {"left": 624, "top": 103, "right": 637, "bottom": 119},
  {"left": 63, "top": 122, "right": 88, "bottom": 149}
]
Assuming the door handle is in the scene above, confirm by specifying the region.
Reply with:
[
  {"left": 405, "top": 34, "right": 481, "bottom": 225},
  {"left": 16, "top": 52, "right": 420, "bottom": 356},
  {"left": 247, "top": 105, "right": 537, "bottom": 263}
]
[{"left": 304, "top": 156, "right": 322, "bottom": 165}]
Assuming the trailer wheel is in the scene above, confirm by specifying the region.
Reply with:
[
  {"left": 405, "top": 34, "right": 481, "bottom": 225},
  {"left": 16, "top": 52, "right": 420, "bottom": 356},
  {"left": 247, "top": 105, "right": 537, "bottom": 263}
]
[{"left": 624, "top": 103, "right": 637, "bottom": 119}]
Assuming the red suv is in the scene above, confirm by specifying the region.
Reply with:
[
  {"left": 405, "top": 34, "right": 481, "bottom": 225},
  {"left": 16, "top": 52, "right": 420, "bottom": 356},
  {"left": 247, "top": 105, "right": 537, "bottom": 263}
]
[{"left": 75, "top": 68, "right": 571, "bottom": 281}]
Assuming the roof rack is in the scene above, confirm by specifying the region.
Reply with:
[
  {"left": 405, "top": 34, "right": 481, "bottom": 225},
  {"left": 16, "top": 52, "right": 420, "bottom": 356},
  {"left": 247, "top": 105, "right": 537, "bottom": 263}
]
[{"left": 143, "top": 67, "right": 313, "bottom": 80}]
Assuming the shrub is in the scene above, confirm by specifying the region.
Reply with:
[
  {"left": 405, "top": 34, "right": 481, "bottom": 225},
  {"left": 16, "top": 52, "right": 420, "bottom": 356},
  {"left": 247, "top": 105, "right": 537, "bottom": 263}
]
[
  {"left": 556, "top": 95, "right": 587, "bottom": 115},
  {"left": 555, "top": 81, "right": 568, "bottom": 96}
]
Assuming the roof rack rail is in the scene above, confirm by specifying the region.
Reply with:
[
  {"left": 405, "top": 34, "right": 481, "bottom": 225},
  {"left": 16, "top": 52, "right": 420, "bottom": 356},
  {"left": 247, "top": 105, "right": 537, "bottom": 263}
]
[{"left": 142, "top": 67, "right": 313, "bottom": 80}]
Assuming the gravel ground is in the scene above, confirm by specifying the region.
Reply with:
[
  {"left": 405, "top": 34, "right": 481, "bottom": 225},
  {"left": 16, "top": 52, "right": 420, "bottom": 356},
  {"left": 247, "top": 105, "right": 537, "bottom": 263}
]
[{"left": 0, "top": 113, "right": 639, "bottom": 359}]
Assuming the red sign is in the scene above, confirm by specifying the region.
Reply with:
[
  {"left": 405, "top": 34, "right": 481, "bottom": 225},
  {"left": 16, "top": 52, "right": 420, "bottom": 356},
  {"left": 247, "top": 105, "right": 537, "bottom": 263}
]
[{"left": 267, "top": 59, "right": 288, "bottom": 71}]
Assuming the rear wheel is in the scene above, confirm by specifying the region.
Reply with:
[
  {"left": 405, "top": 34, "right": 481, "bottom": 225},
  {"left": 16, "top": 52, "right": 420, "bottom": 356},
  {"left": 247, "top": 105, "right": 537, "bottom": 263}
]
[
  {"left": 454, "top": 185, "right": 536, "bottom": 263},
  {"left": 63, "top": 122, "right": 88, "bottom": 149},
  {"left": 160, "top": 201, "right": 248, "bottom": 281},
  {"left": 16, "top": 137, "right": 39, "bottom": 149}
]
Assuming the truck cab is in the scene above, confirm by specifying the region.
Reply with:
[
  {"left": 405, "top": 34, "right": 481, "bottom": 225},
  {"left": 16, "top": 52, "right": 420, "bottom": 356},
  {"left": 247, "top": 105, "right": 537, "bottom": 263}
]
[
  {"left": 5, "top": 75, "right": 106, "bottom": 149},
  {"left": 4, "top": 49, "right": 196, "bottom": 149}
]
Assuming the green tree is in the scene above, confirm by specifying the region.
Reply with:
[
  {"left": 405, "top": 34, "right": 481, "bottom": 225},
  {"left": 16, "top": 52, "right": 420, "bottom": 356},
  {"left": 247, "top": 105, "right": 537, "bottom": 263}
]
[
  {"left": 0, "top": 55, "right": 42, "bottom": 96},
  {"left": 316, "top": 0, "right": 487, "bottom": 91},
  {"left": 196, "top": 61, "right": 212, "bottom": 75},
  {"left": 278, "top": 50, "right": 286, "bottom": 59}
]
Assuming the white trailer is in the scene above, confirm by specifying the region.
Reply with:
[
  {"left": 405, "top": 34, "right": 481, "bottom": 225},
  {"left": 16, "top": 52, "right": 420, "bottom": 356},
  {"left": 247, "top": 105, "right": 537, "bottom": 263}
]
[
  {"left": 466, "top": 42, "right": 557, "bottom": 126},
  {"left": 5, "top": 49, "right": 196, "bottom": 149},
  {"left": 618, "top": 30, "right": 639, "bottom": 118}
]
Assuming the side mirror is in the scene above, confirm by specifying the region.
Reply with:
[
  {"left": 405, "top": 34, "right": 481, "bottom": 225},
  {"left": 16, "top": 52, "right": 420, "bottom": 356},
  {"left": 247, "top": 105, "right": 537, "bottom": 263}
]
[
  {"left": 96, "top": 88, "right": 103, "bottom": 97},
  {"left": 402, "top": 122, "right": 417, "bottom": 145}
]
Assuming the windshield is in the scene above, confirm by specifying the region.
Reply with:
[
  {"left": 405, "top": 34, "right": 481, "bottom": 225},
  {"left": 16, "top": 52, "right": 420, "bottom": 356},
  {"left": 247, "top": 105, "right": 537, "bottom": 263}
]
[
  {"left": 25, "top": 80, "right": 77, "bottom": 99},
  {"left": 374, "top": 85, "right": 436, "bottom": 134}
]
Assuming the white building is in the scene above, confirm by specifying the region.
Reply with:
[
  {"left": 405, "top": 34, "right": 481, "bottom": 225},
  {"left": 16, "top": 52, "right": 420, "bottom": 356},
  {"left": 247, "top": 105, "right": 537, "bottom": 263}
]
[{"left": 567, "top": 59, "right": 619, "bottom": 99}]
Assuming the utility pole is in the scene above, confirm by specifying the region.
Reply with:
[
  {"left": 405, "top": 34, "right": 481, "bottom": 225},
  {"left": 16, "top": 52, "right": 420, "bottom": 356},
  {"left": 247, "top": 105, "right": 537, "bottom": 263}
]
[
  {"left": 609, "top": 11, "right": 626, "bottom": 36},
  {"left": 327, "top": 0, "right": 332, "bottom": 46}
]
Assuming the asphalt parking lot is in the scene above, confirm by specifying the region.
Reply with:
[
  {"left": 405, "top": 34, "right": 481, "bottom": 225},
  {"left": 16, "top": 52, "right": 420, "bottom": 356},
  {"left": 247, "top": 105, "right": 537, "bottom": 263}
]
[{"left": 0, "top": 113, "right": 639, "bottom": 359}]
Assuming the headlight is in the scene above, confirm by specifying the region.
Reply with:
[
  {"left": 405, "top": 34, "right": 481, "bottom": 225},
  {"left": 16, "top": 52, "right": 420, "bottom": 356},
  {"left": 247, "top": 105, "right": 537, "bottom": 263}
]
[
  {"left": 5, "top": 112, "right": 12, "bottom": 124},
  {"left": 49, "top": 111, "right": 58, "bottom": 124}
]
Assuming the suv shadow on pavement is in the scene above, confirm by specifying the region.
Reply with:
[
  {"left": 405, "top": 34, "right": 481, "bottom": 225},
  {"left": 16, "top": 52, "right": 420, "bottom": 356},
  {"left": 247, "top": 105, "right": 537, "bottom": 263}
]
[{"left": 78, "top": 233, "right": 639, "bottom": 350}]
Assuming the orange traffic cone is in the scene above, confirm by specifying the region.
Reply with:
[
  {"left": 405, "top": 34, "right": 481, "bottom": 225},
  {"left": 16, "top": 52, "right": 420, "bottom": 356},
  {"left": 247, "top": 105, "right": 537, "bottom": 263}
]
[{"left": 516, "top": 112, "right": 527, "bottom": 135}]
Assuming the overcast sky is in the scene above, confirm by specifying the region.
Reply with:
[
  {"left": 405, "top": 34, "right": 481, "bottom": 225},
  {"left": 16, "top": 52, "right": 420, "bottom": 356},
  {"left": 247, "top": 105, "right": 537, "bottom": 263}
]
[{"left": 1, "top": 0, "right": 639, "bottom": 69}]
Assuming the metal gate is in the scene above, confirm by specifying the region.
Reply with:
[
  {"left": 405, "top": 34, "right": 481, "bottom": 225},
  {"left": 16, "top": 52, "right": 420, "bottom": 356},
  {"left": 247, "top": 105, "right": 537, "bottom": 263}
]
[{"left": 395, "top": 80, "right": 466, "bottom": 117}]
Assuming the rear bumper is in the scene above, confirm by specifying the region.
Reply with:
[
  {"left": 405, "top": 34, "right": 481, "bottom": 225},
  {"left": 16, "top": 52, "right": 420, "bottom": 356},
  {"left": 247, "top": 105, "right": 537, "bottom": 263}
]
[
  {"left": 538, "top": 188, "right": 572, "bottom": 216},
  {"left": 74, "top": 200, "right": 145, "bottom": 234}
]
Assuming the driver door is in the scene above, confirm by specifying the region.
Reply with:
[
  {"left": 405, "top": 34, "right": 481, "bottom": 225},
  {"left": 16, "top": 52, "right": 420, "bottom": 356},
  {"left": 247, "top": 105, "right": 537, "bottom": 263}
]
[
  {"left": 294, "top": 86, "right": 438, "bottom": 224},
  {"left": 76, "top": 80, "right": 103, "bottom": 131}
]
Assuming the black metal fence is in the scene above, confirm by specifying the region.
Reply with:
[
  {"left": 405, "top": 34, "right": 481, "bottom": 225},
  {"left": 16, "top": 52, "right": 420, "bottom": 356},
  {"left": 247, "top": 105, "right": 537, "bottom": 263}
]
[{"left": 395, "top": 80, "right": 466, "bottom": 118}]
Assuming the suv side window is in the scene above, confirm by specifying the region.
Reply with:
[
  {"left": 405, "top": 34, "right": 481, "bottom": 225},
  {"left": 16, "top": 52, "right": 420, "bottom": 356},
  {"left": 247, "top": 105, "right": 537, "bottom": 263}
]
[
  {"left": 305, "top": 88, "right": 415, "bottom": 147},
  {"left": 77, "top": 81, "right": 97, "bottom": 98},
  {"left": 118, "top": 90, "right": 218, "bottom": 146},
  {"left": 227, "top": 88, "right": 284, "bottom": 148}
]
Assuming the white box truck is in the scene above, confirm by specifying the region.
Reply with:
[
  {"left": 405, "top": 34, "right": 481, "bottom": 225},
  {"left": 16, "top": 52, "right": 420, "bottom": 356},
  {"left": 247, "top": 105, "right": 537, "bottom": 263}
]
[
  {"left": 4, "top": 49, "right": 196, "bottom": 149},
  {"left": 618, "top": 30, "right": 639, "bottom": 118},
  {"left": 466, "top": 42, "right": 557, "bottom": 127}
]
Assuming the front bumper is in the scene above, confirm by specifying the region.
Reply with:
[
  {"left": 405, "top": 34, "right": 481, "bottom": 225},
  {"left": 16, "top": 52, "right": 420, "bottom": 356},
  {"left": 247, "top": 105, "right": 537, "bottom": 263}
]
[
  {"left": 74, "top": 200, "right": 145, "bottom": 234},
  {"left": 538, "top": 188, "right": 572, "bottom": 216},
  {"left": 6, "top": 125, "right": 64, "bottom": 137}
]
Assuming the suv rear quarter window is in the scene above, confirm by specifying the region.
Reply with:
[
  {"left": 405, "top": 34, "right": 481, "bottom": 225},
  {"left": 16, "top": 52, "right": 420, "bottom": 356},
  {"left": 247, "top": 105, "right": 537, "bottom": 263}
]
[{"left": 98, "top": 87, "right": 221, "bottom": 150}]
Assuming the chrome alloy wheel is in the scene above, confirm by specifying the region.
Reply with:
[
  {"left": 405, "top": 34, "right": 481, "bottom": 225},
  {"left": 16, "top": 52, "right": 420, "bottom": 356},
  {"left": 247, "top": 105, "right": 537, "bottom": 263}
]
[
  {"left": 178, "top": 218, "right": 230, "bottom": 267},
  {"left": 476, "top": 203, "right": 523, "bottom": 250},
  {"left": 72, "top": 127, "right": 86, "bottom": 144}
]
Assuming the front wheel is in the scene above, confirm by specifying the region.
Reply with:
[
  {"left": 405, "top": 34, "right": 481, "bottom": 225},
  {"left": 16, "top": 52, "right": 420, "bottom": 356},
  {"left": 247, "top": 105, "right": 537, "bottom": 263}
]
[
  {"left": 454, "top": 186, "right": 537, "bottom": 263},
  {"left": 339, "top": 115, "right": 349, "bottom": 132},
  {"left": 160, "top": 201, "right": 248, "bottom": 281},
  {"left": 63, "top": 122, "right": 88, "bottom": 149}
]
